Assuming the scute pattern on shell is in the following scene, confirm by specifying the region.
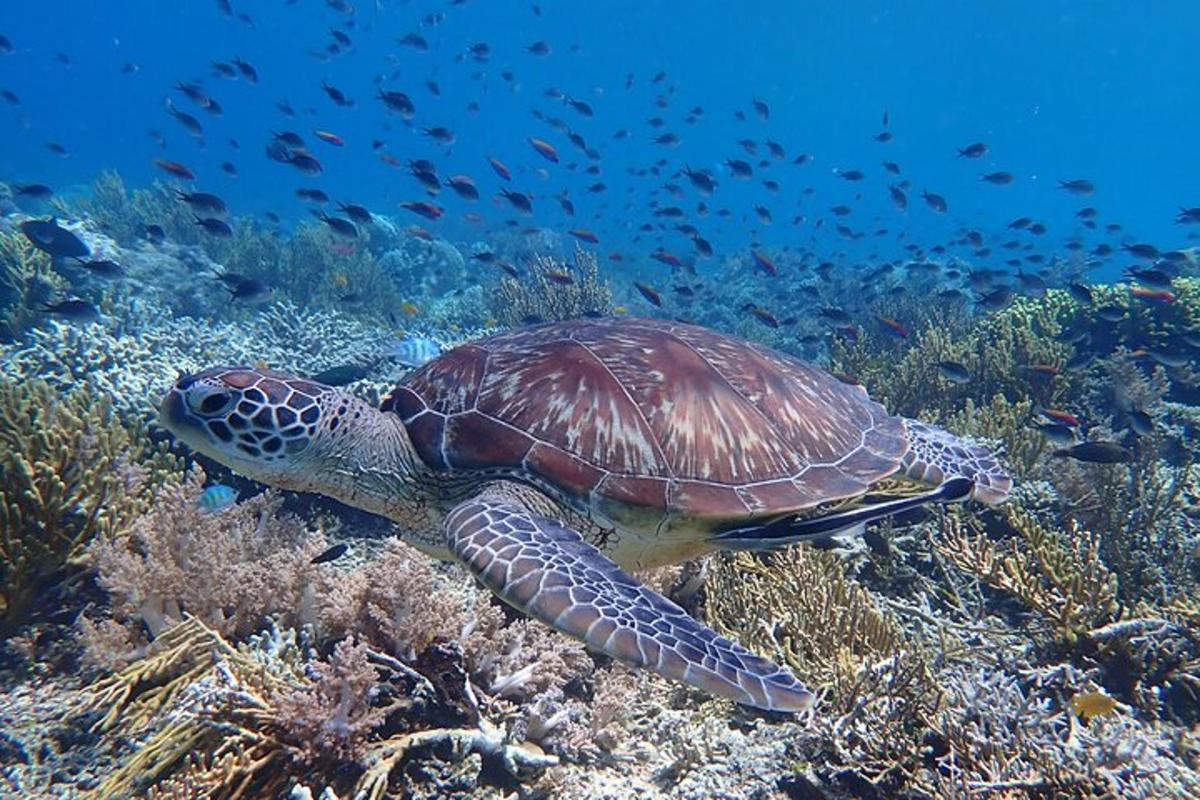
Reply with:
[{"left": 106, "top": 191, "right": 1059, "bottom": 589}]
[{"left": 385, "top": 318, "right": 908, "bottom": 522}]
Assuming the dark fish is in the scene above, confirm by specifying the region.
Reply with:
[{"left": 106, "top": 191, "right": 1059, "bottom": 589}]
[
  {"left": 499, "top": 189, "right": 533, "bottom": 214},
  {"left": 154, "top": 159, "right": 196, "bottom": 180},
  {"left": 311, "top": 364, "right": 371, "bottom": 386},
  {"left": 318, "top": 214, "right": 357, "bottom": 238},
  {"left": 14, "top": 183, "right": 53, "bottom": 198},
  {"left": 980, "top": 171, "right": 1013, "bottom": 185},
  {"left": 176, "top": 189, "right": 227, "bottom": 216},
  {"left": 20, "top": 218, "right": 89, "bottom": 259},
  {"left": 1127, "top": 409, "right": 1154, "bottom": 437},
  {"left": 921, "top": 191, "right": 947, "bottom": 212},
  {"left": 310, "top": 542, "right": 350, "bottom": 564},
  {"left": 1066, "top": 283, "right": 1093, "bottom": 304},
  {"left": 226, "top": 278, "right": 274, "bottom": 304},
  {"left": 42, "top": 299, "right": 100, "bottom": 322},
  {"left": 1053, "top": 441, "right": 1133, "bottom": 464},
  {"left": 75, "top": 258, "right": 125, "bottom": 279},
  {"left": 143, "top": 224, "right": 166, "bottom": 243},
  {"left": 957, "top": 142, "right": 987, "bottom": 158},
  {"left": 634, "top": 282, "right": 662, "bottom": 307},
  {"left": 937, "top": 361, "right": 971, "bottom": 384},
  {"left": 337, "top": 202, "right": 372, "bottom": 224},
  {"left": 1034, "top": 423, "right": 1076, "bottom": 446},
  {"left": 164, "top": 98, "right": 203, "bottom": 136},
  {"left": 888, "top": 185, "right": 907, "bottom": 211},
  {"left": 195, "top": 217, "right": 233, "bottom": 236},
  {"left": 1058, "top": 178, "right": 1095, "bottom": 195},
  {"left": 232, "top": 57, "right": 258, "bottom": 82},
  {"left": 378, "top": 89, "right": 415, "bottom": 117}
]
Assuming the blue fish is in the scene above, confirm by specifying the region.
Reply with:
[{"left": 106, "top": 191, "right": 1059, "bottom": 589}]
[
  {"left": 198, "top": 484, "right": 238, "bottom": 513},
  {"left": 386, "top": 335, "right": 442, "bottom": 368}
]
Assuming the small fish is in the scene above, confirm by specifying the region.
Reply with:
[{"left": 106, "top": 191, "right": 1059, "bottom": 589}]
[
  {"left": 528, "top": 137, "right": 559, "bottom": 162},
  {"left": 1033, "top": 422, "right": 1076, "bottom": 446},
  {"left": 387, "top": 335, "right": 442, "bottom": 367},
  {"left": 75, "top": 258, "right": 125, "bottom": 279},
  {"left": 42, "top": 299, "right": 100, "bottom": 322},
  {"left": 1127, "top": 408, "right": 1154, "bottom": 436},
  {"left": 1041, "top": 408, "right": 1080, "bottom": 427},
  {"left": 979, "top": 171, "right": 1013, "bottom": 185},
  {"left": 1054, "top": 441, "right": 1132, "bottom": 464},
  {"left": 1058, "top": 178, "right": 1095, "bottom": 195},
  {"left": 198, "top": 484, "right": 238, "bottom": 513},
  {"left": 195, "top": 216, "right": 233, "bottom": 236},
  {"left": 634, "top": 282, "right": 662, "bottom": 307},
  {"left": 568, "top": 228, "right": 599, "bottom": 243},
  {"left": 226, "top": 278, "right": 274, "bottom": 304},
  {"left": 957, "top": 142, "right": 987, "bottom": 158},
  {"left": 499, "top": 189, "right": 533, "bottom": 214},
  {"left": 311, "top": 542, "right": 350, "bottom": 564},
  {"left": 401, "top": 201, "right": 444, "bottom": 220},
  {"left": 311, "top": 363, "right": 372, "bottom": 386},
  {"left": 176, "top": 189, "right": 227, "bottom": 216},
  {"left": 937, "top": 361, "right": 971, "bottom": 384},
  {"left": 877, "top": 316, "right": 908, "bottom": 339},
  {"left": 488, "top": 157, "right": 512, "bottom": 181},
  {"left": 752, "top": 250, "right": 777, "bottom": 276},
  {"left": 20, "top": 218, "right": 89, "bottom": 259},
  {"left": 748, "top": 305, "right": 779, "bottom": 328},
  {"left": 921, "top": 190, "right": 947, "bottom": 213},
  {"left": 1129, "top": 286, "right": 1174, "bottom": 304},
  {"left": 314, "top": 129, "right": 345, "bottom": 146},
  {"left": 318, "top": 214, "right": 358, "bottom": 238},
  {"left": 1071, "top": 691, "right": 1118, "bottom": 721},
  {"left": 14, "top": 183, "right": 53, "bottom": 198}
]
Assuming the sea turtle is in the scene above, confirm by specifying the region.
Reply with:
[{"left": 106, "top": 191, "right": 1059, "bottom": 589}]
[{"left": 159, "top": 317, "right": 1010, "bottom": 712}]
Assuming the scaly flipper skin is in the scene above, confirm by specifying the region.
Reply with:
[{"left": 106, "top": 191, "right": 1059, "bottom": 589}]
[
  {"left": 444, "top": 495, "right": 814, "bottom": 713},
  {"left": 900, "top": 419, "right": 1012, "bottom": 505}
]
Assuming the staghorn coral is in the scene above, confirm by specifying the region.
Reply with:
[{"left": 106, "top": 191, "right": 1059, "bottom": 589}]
[
  {"left": 831, "top": 290, "right": 1080, "bottom": 420},
  {"left": 0, "top": 227, "right": 64, "bottom": 342},
  {"left": 0, "top": 377, "right": 178, "bottom": 633},
  {"left": 489, "top": 246, "right": 612, "bottom": 327},
  {"left": 706, "top": 547, "right": 941, "bottom": 780},
  {"left": 83, "top": 617, "right": 560, "bottom": 800},
  {"left": 933, "top": 506, "right": 1119, "bottom": 644},
  {"left": 922, "top": 661, "right": 1200, "bottom": 799}
]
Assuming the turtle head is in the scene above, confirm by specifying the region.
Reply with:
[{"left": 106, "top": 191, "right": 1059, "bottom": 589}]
[{"left": 159, "top": 366, "right": 391, "bottom": 495}]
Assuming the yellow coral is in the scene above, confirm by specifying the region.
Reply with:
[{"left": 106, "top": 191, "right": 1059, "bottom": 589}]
[
  {"left": 0, "top": 377, "right": 178, "bottom": 632},
  {"left": 490, "top": 246, "right": 613, "bottom": 327}
]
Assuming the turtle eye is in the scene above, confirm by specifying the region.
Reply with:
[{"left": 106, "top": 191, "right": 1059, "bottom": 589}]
[{"left": 190, "top": 389, "right": 233, "bottom": 416}]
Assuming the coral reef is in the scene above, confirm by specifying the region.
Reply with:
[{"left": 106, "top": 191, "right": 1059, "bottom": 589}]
[
  {"left": 0, "top": 377, "right": 178, "bottom": 634},
  {"left": 489, "top": 246, "right": 612, "bottom": 326},
  {"left": 0, "top": 228, "right": 63, "bottom": 342}
]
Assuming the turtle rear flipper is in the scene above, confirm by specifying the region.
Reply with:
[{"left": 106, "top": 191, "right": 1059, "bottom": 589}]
[{"left": 445, "top": 493, "right": 813, "bottom": 713}]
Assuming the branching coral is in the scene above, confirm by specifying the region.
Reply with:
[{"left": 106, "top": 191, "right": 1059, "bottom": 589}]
[
  {"left": 83, "top": 616, "right": 559, "bottom": 800},
  {"left": 933, "top": 507, "right": 1119, "bottom": 644},
  {"left": 0, "top": 227, "right": 63, "bottom": 341},
  {"left": 705, "top": 547, "right": 941, "bottom": 779},
  {"left": 831, "top": 291, "right": 1079, "bottom": 420},
  {"left": 83, "top": 468, "right": 337, "bottom": 650},
  {"left": 0, "top": 377, "right": 178, "bottom": 634},
  {"left": 489, "top": 246, "right": 612, "bottom": 326}
]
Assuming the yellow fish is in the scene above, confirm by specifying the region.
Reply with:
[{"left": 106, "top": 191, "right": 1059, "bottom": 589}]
[
  {"left": 613, "top": 304, "right": 628, "bottom": 315},
  {"left": 400, "top": 301, "right": 421, "bottom": 316},
  {"left": 254, "top": 360, "right": 269, "bottom": 369},
  {"left": 1071, "top": 691, "right": 1117, "bottom": 721},
  {"left": 331, "top": 272, "right": 349, "bottom": 288}
]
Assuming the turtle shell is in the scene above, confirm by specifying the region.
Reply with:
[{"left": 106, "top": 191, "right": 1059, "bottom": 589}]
[{"left": 383, "top": 318, "right": 907, "bottom": 532}]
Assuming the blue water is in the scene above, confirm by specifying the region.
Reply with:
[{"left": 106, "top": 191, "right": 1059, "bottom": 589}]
[{"left": 2, "top": 1, "right": 1198, "bottom": 279}]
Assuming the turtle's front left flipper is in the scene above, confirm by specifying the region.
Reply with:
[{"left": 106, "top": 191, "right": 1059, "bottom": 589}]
[{"left": 445, "top": 496, "right": 813, "bottom": 713}]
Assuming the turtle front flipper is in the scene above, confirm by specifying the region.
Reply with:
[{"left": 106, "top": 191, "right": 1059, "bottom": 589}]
[
  {"left": 899, "top": 419, "right": 1012, "bottom": 505},
  {"left": 444, "top": 494, "right": 813, "bottom": 713}
]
